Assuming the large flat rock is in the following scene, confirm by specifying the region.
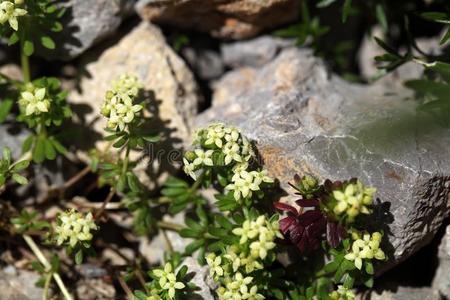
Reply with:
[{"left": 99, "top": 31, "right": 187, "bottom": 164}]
[
  {"left": 135, "top": 0, "right": 298, "bottom": 39},
  {"left": 197, "top": 46, "right": 450, "bottom": 270},
  {"left": 69, "top": 22, "right": 200, "bottom": 185}
]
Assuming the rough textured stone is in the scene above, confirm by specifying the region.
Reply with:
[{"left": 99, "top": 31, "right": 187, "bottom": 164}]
[
  {"left": 197, "top": 47, "right": 450, "bottom": 270},
  {"left": 135, "top": 0, "right": 299, "bottom": 39},
  {"left": 180, "top": 257, "right": 216, "bottom": 299},
  {"left": 221, "top": 35, "right": 295, "bottom": 68},
  {"left": 366, "top": 286, "right": 441, "bottom": 300},
  {"left": 0, "top": 266, "right": 43, "bottom": 300},
  {"left": 70, "top": 22, "right": 200, "bottom": 185},
  {"left": 36, "top": 0, "right": 135, "bottom": 60},
  {"left": 433, "top": 224, "right": 450, "bottom": 298}
]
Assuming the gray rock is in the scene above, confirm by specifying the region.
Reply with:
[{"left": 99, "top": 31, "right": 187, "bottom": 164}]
[
  {"left": 433, "top": 224, "right": 450, "bottom": 298},
  {"left": 182, "top": 47, "right": 224, "bottom": 80},
  {"left": 0, "top": 266, "right": 43, "bottom": 300},
  {"left": 37, "top": 0, "right": 135, "bottom": 60},
  {"left": 70, "top": 22, "right": 200, "bottom": 187},
  {"left": 180, "top": 257, "right": 215, "bottom": 299},
  {"left": 366, "top": 286, "right": 441, "bottom": 300},
  {"left": 197, "top": 47, "right": 450, "bottom": 270},
  {"left": 221, "top": 36, "right": 295, "bottom": 69}
]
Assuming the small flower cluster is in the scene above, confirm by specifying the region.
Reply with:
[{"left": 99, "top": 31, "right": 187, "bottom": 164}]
[
  {"left": 0, "top": 0, "right": 26, "bottom": 31},
  {"left": 19, "top": 85, "right": 51, "bottom": 116},
  {"left": 332, "top": 180, "right": 376, "bottom": 222},
  {"left": 101, "top": 74, "right": 143, "bottom": 131},
  {"left": 216, "top": 272, "right": 264, "bottom": 300},
  {"left": 54, "top": 209, "right": 97, "bottom": 248},
  {"left": 206, "top": 215, "right": 281, "bottom": 300},
  {"left": 330, "top": 285, "right": 355, "bottom": 300},
  {"left": 152, "top": 262, "right": 185, "bottom": 299},
  {"left": 226, "top": 168, "right": 274, "bottom": 202},
  {"left": 344, "top": 232, "right": 386, "bottom": 270},
  {"left": 183, "top": 123, "right": 274, "bottom": 203}
]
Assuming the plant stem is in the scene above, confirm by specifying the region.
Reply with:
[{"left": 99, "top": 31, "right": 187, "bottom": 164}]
[
  {"left": 23, "top": 235, "right": 73, "bottom": 300},
  {"left": 157, "top": 221, "right": 184, "bottom": 232},
  {"left": 20, "top": 43, "right": 30, "bottom": 83},
  {"left": 122, "top": 144, "right": 131, "bottom": 176},
  {"left": 190, "top": 171, "right": 205, "bottom": 192},
  {"left": 42, "top": 274, "right": 52, "bottom": 300},
  {"left": 161, "top": 229, "right": 174, "bottom": 253},
  {"left": 117, "top": 273, "right": 133, "bottom": 300}
]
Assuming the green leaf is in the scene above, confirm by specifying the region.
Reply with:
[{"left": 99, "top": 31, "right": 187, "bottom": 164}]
[
  {"left": 41, "top": 36, "right": 56, "bottom": 49},
  {"left": 23, "top": 40, "right": 34, "bottom": 56},
  {"left": 75, "top": 250, "right": 83, "bottom": 265},
  {"left": 342, "top": 0, "right": 352, "bottom": 23},
  {"left": 49, "top": 138, "right": 67, "bottom": 154},
  {"left": 142, "top": 135, "right": 160, "bottom": 143},
  {"left": 316, "top": 0, "right": 337, "bottom": 8},
  {"left": 364, "top": 276, "right": 374, "bottom": 288},
  {"left": 31, "top": 261, "right": 45, "bottom": 273},
  {"left": 365, "top": 261, "right": 374, "bottom": 275},
  {"left": 3, "top": 147, "right": 11, "bottom": 163},
  {"left": 133, "top": 290, "right": 148, "bottom": 300},
  {"left": 421, "top": 12, "right": 450, "bottom": 24},
  {"left": 22, "top": 136, "right": 34, "bottom": 154},
  {"left": 13, "top": 160, "right": 30, "bottom": 171},
  {"left": 164, "top": 176, "right": 188, "bottom": 188},
  {"left": 376, "top": 4, "right": 388, "bottom": 32},
  {"left": 374, "top": 37, "right": 400, "bottom": 57},
  {"left": 440, "top": 27, "right": 450, "bottom": 45},
  {"left": 113, "top": 136, "right": 127, "bottom": 148},
  {"left": 126, "top": 172, "right": 142, "bottom": 193},
  {"left": 215, "top": 215, "right": 233, "bottom": 230},
  {"left": 8, "top": 32, "right": 19, "bottom": 46},
  {"left": 12, "top": 173, "right": 28, "bottom": 185},
  {"left": 179, "top": 228, "right": 200, "bottom": 238},
  {"left": 184, "top": 239, "right": 204, "bottom": 255},
  {"left": 44, "top": 139, "right": 56, "bottom": 160},
  {"left": 177, "top": 265, "right": 188, "bottom": 278},
  {"left": 405, "top": 79, "right": 450, "bottom": 98},
  {"left": 33, "top": 138, "right": 45, "bottom": 163},
  {"left": 161, "top": 187, "right": 186, "bottom": 197},
  {"left": 0, "top": 99, "right": 13, "bottom": 123}
]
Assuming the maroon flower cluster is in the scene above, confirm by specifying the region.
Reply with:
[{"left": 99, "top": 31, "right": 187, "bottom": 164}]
[{"left": 274, "top": 175, "right": 346, "bottom": 253}]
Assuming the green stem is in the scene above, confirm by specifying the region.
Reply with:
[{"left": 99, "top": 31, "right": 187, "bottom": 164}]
[
  {"left": 157, "top": 221, "right": 185, "bottom": 232},
  {"left": 42, "top": 274, "right": 52, "bottom": 300},
  {"left": 122, "top": 143, "right": 131, "bottom": 176},
  {"left": 23, "top": 235, "right": 73, "bottom": 300},
  {"left": 190, "top": 171, "right": 205, "bottom": 192},
  {"left": 19, "top": 25, "right": 30, "bottom": 83}
]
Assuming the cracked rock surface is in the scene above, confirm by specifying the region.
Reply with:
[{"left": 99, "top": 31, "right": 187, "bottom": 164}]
[{"left": 196, "top": 46, "right": 450, "bottom": 270}]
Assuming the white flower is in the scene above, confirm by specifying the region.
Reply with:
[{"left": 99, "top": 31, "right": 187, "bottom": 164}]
[
  {"left": 333, "top": 181, "right": 376, "bottom": 221},
  {"left": 153, "top": 263, "right": 185, "bottom": 299},
  {"left": 193, "top": 149, "right": 214, "bottom": 166},
  {"left": 330, "top": 285, "right": 355, "bottom": 300},
  {"left": 0, "top": 1, "right": 26, "bottom": 31},
  {"left": 206, "top": 253, "right": 224, "bottom": 279},
  {"left": 101, "top": 74, "right": 143, "bottom": 131},
  {"left": 223, "top": 142, "right": 242, "bottom": 165},
  {"left": 344, "top": 232, "right": 385, "bottom": 269},
  {"left": 183, "top": 158, "right": 196, "bottom": 180},
  {"left": 55, "top": 209, "right": 97, "bottom": 248},
  {"left": 112, "top": 74, "right": 143, "bottom": 97},
  {"left": 226, "top": 170, "right": 260, "bottom": 201},
  {"left": 205, "top": 123, "right": 225, "bottom": 148},
  {"left": 19, "top": 87, "right": 50, "bottom": 116}
]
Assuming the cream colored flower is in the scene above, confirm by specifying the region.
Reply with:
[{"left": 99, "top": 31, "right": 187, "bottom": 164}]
[
  {"left": 333, "top": 181, "right": 376, "bottom": 221},
  {"left": 153, "top": 263, "right": 185, "bottom": 299},
  {"left": 193, "top": 149, "right": 214, "bottom": 166},
  {"left": 344, "top": 232, "right": 385, "bottom": 269},
  {"left": 55, "top": 209, "right": 97, "bottom": 248},
  {"left": 0, "top": 1, "right": 27, "bottom": 31},
  {"left": 19, "top": 87, "right": 50, "bottom": 116},
  {"left": 183, "top": 158, "right": 196, "bottom": 180},
  {"left": 206, "top": 253, "right": 224, "bottom": 279}
]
